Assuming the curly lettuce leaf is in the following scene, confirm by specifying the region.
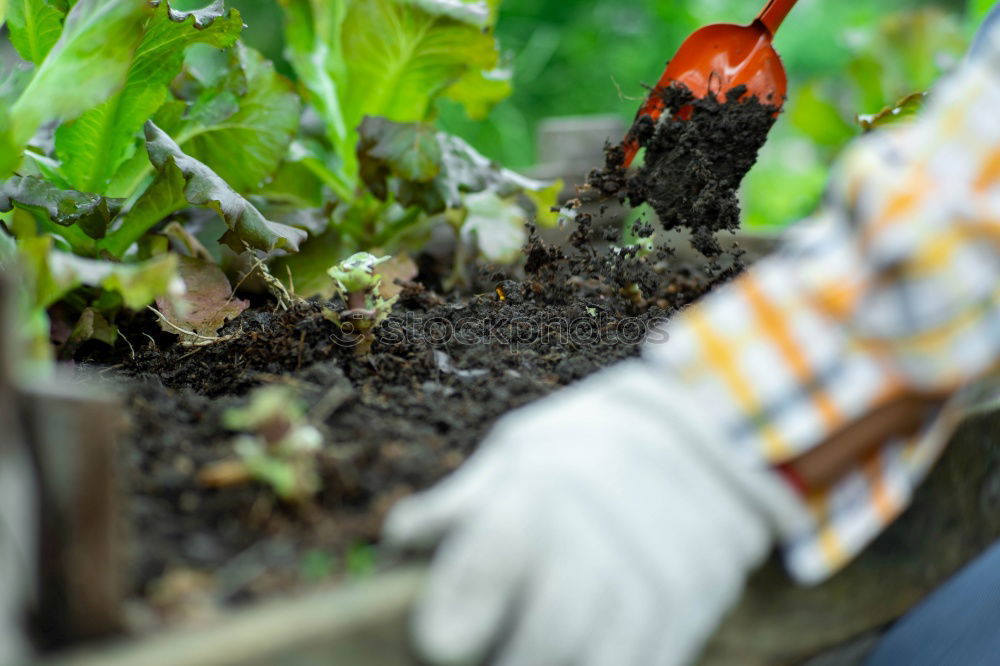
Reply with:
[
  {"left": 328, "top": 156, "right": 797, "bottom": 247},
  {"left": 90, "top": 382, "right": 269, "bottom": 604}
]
[
  {"left": 55, "top": 0, "right": 244, "bottom": 193},
  {"left": 1, "top": 0, "right": 150, "bottom": 177},
  {"left": 173, "top": 43, "right": 300, "bottom": 194},
  {"left": 0, "top": 175, "right": 124, "bottom": 240},
  {"left": 281, "top": 0, "right": 505, "bottom": 180},
  {"left": 109, "top": 43, "right": 300, "bottom": 198},
  {"left": 102, "top": 122, "right": 306, "bottom": 257},
  {"left": 358, "top": 116, "right": 560, "bottom": 222}
]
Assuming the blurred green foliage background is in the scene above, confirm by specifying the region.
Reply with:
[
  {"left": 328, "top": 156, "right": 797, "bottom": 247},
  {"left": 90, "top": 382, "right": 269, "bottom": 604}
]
[{"left": 226, "top": 0, "right": 995, "bottom": 229}]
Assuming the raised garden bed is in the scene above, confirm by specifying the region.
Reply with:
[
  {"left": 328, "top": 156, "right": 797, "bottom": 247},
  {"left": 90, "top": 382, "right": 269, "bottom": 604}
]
[{"left": 33, "top": 293, "right": 1000, "bottom": 665}]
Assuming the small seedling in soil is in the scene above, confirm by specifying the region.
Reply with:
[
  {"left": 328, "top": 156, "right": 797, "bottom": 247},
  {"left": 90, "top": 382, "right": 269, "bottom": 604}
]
[
  {"left": 324, "top": 252, "right": 398, "bottom": 354},
  {"left": 199, "top": 386, "right": 323, "bottom": 503}
]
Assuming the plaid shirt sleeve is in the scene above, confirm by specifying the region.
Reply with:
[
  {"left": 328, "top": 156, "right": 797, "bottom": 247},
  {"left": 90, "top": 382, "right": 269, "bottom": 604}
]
[{"left": 643, "top": 39, "right": 1000, "bottom": 584}]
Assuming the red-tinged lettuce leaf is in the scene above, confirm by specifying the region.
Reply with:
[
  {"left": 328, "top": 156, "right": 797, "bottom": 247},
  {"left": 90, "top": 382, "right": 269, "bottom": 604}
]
[
  {"left": 358, "top": 116, "right": 560, "bottom": 222},
  {"left": 155, "top": 254, "right": 248, "bottom": 340},
  {"left": 106, "top": 122, "right": 307, "bottom": 256},
  {"left": 0, "top": 175, "right": 124, "bottom": 239},
  {"left": 56, "top": 0, "right": 244, "bottom": 194}
]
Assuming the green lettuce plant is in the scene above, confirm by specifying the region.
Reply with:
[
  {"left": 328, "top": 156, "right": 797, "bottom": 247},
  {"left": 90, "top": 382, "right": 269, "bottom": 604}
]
[
  {"left": 270, "top": 0, "right": 560, "bottom": 295},
  {"left": 0, "top": 1, "right": 298, "bottom": 364},
  {"left": 0, "top": 0, "right": 559, "bottom": 368}
]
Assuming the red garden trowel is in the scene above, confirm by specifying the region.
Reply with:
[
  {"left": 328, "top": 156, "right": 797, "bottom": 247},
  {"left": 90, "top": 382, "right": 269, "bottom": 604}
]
[{"left": 621, "top": 0, "right": 800, "bottom": 167}]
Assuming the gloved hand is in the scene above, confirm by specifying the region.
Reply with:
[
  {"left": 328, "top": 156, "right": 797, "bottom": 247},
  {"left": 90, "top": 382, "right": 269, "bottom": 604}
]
[{"left": 384, "top": 357, "right": 810, "bottom": 666}]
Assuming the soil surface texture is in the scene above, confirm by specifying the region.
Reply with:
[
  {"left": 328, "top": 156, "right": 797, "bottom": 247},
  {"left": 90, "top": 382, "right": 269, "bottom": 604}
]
[
  {"left": 80, "top": 226, "right": 742, "bottom": 627},
  {"left": 589, "top": 84, "right": 778, "bottom": 257}
]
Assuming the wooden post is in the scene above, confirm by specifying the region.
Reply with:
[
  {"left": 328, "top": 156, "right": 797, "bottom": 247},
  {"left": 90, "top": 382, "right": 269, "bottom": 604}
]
[
  {"left": 0, "top": 273, "right": 36, "bottom": 663},
  {"left": 18, "top": 375, "right": 124, "bottom": 649}
]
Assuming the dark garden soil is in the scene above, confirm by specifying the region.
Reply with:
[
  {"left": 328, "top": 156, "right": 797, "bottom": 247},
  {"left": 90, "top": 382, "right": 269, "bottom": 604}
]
[
  {"left": 589, "top": 83, "right": 778, "bottom": 257},
  {"left": 78, "top": 91, "right": 776, "bottom": 627}
]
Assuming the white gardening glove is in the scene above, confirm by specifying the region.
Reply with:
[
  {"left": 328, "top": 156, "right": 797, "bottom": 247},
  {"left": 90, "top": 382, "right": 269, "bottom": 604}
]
[
  {"left": 0, "top": 441, "right": 34, "bottom": 666},
  {"left": 384, "top": 357, "right": 810, "bottom": 666}
]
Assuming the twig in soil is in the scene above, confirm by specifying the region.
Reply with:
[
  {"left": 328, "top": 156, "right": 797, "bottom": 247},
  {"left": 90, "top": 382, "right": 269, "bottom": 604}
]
[
  {"left": 176, "top": 347, "right": 207, "bottom": 362},
  {"left": 308, "top": 383, "right": 355, "bottom": 423},
  {"left": 146, "top": 306, "right": 237, "bottom": 347},
  {"left": 240, "top": 247, "right": 296, "bottom": 311},
  {"left": 117, "top": 330, "right": 136, "bottom": 360},
  {"left": 147, "top": 306, "right": 219, "bottom": 341}
]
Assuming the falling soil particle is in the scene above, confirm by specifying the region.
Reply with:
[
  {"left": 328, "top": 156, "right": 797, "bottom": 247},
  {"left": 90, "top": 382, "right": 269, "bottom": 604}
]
[{"left": 589, "top": 83, "right": 778, "bottom": 257}]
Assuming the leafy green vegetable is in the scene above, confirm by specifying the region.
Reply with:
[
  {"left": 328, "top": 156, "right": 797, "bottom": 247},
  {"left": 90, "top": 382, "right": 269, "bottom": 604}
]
[
  {"left": 17, "top": 233, "right": 179, "bottom": 310},
  {"left": 442, "top": 66, "right": 513, "bottom": 121},
  {"left": 327, "top": 251, "right": 390, "bottom": 295},
  {"left": 123, "top": 122, "right": 307, "bottom": 255},
  {"left": 5, "top": 0, "right": 67, "bottom": 64},
  {"left": 223, "top": 386, "right": 323, "bottom": 503},
  {"left": 1, "top": 0, "right": 566, "bottom": 367},
  {"left": 99, "top": 154, "right": 187, "bottom": 258},
  {"left": 282, "top": 0, "right": 504, "bottom": 179},
  {"left": 0, "top": 175, "right": 123, "bottom": 240},
  {"left": 1, "top": 0, "right": 151, "bottom": 177},
  {"left": 461, "top": 190, "right": 526, "bottom": 263},
  {"left": 170, "top": 43, "right": 301, "bottom": 194},
  {"left": 55, "top": 0, "right": 244, "bottom": 193},
  {"left": 358, "top": 116, "right": 560, "bottom": 225},
  {"left": 66, "top": 307, "right": 118, "bottom": 349}
]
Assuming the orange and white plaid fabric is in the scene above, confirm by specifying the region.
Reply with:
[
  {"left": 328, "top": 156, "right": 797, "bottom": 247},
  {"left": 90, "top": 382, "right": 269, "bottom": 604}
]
[{"left": 645, "top": 40, "right": 1000, "bottom": 583}]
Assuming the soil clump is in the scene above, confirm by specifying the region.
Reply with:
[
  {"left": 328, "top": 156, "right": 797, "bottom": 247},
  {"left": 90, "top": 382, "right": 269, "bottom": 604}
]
[{"left": 589, "top": 83, "right": 778, "bottom": 257}]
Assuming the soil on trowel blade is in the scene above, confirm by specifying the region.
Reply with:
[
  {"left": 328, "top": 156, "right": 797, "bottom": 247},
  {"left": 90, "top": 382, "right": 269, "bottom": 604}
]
[
  {"left": 589, "top": 84, "right": 778, "bottom": 257},
  {"left": 79, "top": 226, "right": 739, "bottom": 628}
]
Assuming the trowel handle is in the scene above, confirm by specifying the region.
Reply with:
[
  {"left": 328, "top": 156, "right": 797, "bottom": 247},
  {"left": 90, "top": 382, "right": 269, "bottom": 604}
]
[{"left": 756, "top": 0, "right": 799, "bottom": 36}]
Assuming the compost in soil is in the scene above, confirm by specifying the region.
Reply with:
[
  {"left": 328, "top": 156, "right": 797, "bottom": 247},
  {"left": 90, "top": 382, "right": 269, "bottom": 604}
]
[{"left": 82, "top": 89, "right": 775, "bottom": 627}]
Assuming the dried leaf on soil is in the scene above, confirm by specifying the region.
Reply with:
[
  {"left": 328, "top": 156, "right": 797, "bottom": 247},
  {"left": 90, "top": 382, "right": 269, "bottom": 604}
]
[{"left": 155, "top": 255, "right": 248, "bottom": 340}]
